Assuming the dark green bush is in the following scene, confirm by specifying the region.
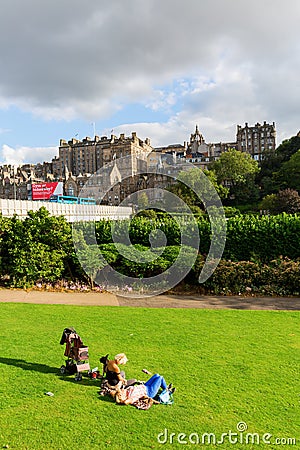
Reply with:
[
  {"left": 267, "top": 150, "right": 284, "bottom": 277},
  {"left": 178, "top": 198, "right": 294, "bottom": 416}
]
[
  {"left": 1, "top": 209, "right": 300, "bottom": 294},
  {"left": 224, "top": 214, "right": 300, "bottom": 261},
  {"left": 195, "top": 258, "right": 300, "bottom": 296},
  {"left": 0, "top": 208, "right": 73, "bottom": 288}
]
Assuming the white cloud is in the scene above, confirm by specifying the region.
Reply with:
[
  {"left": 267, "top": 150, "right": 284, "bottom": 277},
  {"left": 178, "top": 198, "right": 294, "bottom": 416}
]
[
  {"left": 1, "top": 144, "right": 58, "bottom": 165},
  {"left": 0, "top": 128, "right": 11, "bottom": 135},
  {"left": 111, "top": 112, "right": 237, "bottom": 149},
  {"left": 0, "top": 1, "right": 298, "bottom": 111},
  {"left": 0, "top": 0, "right": 300, "bottom": 147},
  {"left": 146, "top": 90, "right": 177, "bottom": 112}
]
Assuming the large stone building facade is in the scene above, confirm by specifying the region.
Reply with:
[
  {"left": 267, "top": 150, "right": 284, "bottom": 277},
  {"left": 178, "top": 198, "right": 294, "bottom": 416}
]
[
  {"left": 0, "top": 122, "right": 277, "bottom": 203},
  {"left": 236, "top": 121, "right": 276, "bottom": 159},
  {"left": 56, "top": 132, "right": 152, "bottom": 178}
]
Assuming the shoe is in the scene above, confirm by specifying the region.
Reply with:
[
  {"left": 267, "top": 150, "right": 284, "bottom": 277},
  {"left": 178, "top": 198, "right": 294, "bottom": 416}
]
[
  {"left": 167, "top": 383, "right": 173, "bottom": 390},
  {"left": 142, "top": 368, "right": 151, "bottom": 375},
  {"left": 170, "top": 387, "right": 176, "bottom": 394}
]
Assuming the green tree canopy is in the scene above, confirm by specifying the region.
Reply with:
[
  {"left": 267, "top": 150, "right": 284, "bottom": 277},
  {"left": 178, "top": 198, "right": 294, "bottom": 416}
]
[
  {"left": 275, "top": 133, "right": 300, "bottom": 163},
  {"left": 0, "top": 207, "right": 73, "bottom": 287},
  {"left": 211, "top": 149, "right": 260, "bottom": 205},
  {"left": 273, "top": 189, "right": 300, "bottom": 214},
  {"left": 169, "top": 167, "right": 228, "bottom": 210},
  {"left": 257, "top": 132, "right": 300, "bottom": 193},
  {"left": 211, "top": 148, "right": 260, "bottom": 185},
  {"left": 274, "top": 149, "right": 300, "bottom": 191},
  {"left": 260, "top": 189, "right": 300, "bottom": 214}
]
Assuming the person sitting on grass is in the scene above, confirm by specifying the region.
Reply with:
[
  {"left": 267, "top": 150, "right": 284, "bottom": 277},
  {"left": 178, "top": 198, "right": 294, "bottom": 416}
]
[
  {"left": 100, "top": 353, "right": 137, "bottom": 388},
  {"left": 115, "top": 373, "right": 175, "bottom": 405},
  {"left": 103, "top": 353, "right": 128, "bottom": 387}
]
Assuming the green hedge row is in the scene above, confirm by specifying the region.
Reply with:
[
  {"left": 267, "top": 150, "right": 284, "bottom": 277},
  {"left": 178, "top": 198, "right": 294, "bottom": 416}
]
[
  {"left": 93, "top": 243, "right": 300, "bottom": 296},
  {"left": 95, "top": 213, "right": 300, "bottom": 262},
  {"left": 0, "top": 208, "right": 300, "bottom": 294}
]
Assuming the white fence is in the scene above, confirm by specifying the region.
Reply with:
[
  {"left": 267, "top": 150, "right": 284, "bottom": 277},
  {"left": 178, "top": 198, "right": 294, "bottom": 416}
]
[{"left": 0, "top": 199, "right": 132, "bottom": 222}]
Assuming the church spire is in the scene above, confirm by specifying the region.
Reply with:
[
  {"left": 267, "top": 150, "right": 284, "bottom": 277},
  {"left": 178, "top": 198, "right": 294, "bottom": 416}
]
[{"left": 190, "top": 124, "right": 205, "bottom": 145}]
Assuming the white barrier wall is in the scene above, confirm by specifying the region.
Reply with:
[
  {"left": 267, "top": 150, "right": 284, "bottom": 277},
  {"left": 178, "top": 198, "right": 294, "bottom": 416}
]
[{"left": 0, "top": 199, "right": 132, "bottom": 222}]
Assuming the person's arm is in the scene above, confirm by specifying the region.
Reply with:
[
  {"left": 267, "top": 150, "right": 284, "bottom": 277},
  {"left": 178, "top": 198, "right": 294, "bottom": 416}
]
[
  {"left": 117, "top": 372, "right": 126, "bottom": 383},
  {"left": 109, "top": 361, "right": 126, "bottom": 383}
]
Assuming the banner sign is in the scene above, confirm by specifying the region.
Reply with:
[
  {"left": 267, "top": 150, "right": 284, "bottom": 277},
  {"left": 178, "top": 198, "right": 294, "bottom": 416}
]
[{"left": 31, "top": 182, "right": 63, "bottom": 200}]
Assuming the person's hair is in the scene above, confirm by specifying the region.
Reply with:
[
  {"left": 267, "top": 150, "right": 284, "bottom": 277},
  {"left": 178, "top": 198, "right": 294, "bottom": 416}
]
[{"left": 114, "top": 353, "right": 128, "bottom": 365}]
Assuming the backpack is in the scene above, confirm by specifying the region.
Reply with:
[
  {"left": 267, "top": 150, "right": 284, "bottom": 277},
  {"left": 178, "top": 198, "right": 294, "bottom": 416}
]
[{"left": 156, "top": 389, "right": 174, "bottom": 405}]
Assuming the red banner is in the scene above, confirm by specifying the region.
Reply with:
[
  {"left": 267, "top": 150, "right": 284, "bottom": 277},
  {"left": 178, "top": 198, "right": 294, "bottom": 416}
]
[{"left": 32, "top": 182, "right": 63, "bottom": 200}]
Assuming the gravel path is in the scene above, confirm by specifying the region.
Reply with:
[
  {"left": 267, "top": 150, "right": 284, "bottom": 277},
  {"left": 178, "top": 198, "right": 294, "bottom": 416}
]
[{"left": 0, "top": 288, "right": 299, "bottom": 310}]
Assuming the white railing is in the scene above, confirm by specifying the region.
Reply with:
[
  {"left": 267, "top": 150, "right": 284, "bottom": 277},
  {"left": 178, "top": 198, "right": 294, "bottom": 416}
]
[{"left": 0, "top": 199, "right": 132, "bottom": 222}]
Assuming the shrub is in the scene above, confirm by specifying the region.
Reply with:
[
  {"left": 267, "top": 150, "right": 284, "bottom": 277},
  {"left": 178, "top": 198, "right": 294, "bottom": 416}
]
[
  {"left": 1, "top": 209, "right": 300, "bottom": 294},
  {"left": 0, "top": 208, "right": 72, "bottom": 288},
  {"left": 193, "top": 258, "right": 300, "bottom": 296},
  {"left": 224, "top": 214, "right": 300, "bottom": 261}
]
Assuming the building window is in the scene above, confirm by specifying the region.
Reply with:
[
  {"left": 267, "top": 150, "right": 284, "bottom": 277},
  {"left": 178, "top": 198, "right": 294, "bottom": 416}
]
[{"left": 67, "top": 186, "right": 75, "bottom": 196}]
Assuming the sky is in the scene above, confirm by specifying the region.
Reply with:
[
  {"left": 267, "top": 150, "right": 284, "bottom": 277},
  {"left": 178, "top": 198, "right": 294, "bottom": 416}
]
[{"left": 0, "top": 0, "right": 300, "bottom": 165}]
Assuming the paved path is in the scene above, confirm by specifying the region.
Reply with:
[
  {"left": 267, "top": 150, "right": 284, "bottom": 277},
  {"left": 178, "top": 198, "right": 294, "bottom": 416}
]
[{"left": 0, "top": 288, "right": 299, "bottom": 310}]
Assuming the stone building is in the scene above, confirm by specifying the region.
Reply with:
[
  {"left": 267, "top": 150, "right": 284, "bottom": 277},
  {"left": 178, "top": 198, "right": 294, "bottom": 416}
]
[
  {"left": 236, "top": 121, "right": 276, "bottom": 160},
  {"left": 55, "top": 132, "right": 152, "bottom": 178},
  {"left": 0, "top": 163, "right": 55, "bottom": 200},
  {"left": 58, "top": 132, "right": 152, "bottom": 204},
  {"left": 0, "top": 123, "right": 277, "bottom": 203},
  {"left": 167, "top": 122, "right": 276, "bottom": 168}
]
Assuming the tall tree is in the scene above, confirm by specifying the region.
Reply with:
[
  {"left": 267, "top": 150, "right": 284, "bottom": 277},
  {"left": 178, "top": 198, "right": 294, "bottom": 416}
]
[
  {"left": 275, "top": 132, "right": 300, "bottom": 163},
  {"left": 274, "top": 150, "right": 300, "bottom": 192},
  {"left": 211, "top": 149, "right": 260, "bottom": 204},
  {"left": 212, "top": 149, "right": 260, "bottom": 185},
  {"left": 169, "top": 167, "right": 228, "bottom": 210},
  {"left": 273, "top": 189, "right": 300, "bottom": 214},
  {"left": 1, "top": 207, "right": 73, "bottom": 287},
  {"left": 257, "top": 132, "right": 300, "bottom": 195}
]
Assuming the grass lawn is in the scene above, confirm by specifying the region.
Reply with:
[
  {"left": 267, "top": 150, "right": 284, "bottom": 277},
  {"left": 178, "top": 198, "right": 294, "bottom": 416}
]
[{"left": 0, "top": 303, "right": 299, "bottom": 449}]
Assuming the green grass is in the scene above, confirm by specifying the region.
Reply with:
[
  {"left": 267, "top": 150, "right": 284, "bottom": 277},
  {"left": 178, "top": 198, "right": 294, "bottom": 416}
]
[{"left": 0, "top": 303, "right": 299, "bottom": 449}]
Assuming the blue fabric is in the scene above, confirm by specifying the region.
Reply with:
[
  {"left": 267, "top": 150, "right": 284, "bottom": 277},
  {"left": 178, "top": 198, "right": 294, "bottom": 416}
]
[
  {"left": 158, "top": 389, "right": 174, "bottom": 404},
  {"left": 144, "top": 374, "right": 167, "bottom": 398}
]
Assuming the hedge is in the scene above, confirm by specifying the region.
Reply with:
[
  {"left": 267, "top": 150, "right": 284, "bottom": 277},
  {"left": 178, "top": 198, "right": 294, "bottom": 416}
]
[
  {"left": 96, "top": 214, "right": 300, "bottom": 262},
  {"left": 1, "top": 208, "right": 300, "bottom": 294}
]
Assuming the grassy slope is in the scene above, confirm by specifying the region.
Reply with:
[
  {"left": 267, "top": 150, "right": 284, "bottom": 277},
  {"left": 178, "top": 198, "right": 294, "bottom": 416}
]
[{"left": 0, "top": 303, "right": 299, "bottom": 449}]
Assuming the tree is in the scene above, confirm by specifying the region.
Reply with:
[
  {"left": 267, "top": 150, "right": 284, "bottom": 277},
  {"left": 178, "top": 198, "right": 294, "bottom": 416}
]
[
  {"left": 231, "top": 174, "right": 260, "bottom": 205},
  {"left": 258, "top": 148, "right": 283, "bottom": 180},
  {"left": 275, "top": 133, "right": 300, "bottom": 163},
  {"left": 257, "top": 133, "right": 300, "bottom": 195},
  {"left": 260, "top": 189, "right": 300, "bottom": 214},
  {"left": 259, "top": 175, "right": 277, "bottom": 197},
  {"left": 169, "top": 167, "right": 228, "bottom": 210},
  {"left": 274, "top": 150, "right": 300, "bottom": 192},
  {"left": 1, "top": 207, "right": 73, "bottom": 287},
  {"left": 72, "top": 227, "right": 105, "bottom": 288},
  {"left": 211, "top": 149, "right": 260, "bottom": 205},
  {"left": 137, "top": 192, "right": 149, "bottom": 210},
  {"left": 273, "top": 189, "right": 300, "bottom": 214},
  {"left": 259, "top": 194, "right": 277, "bottom": 213},
  {"left": 212, "top": 148, "right": 260, "bottom": 185}
]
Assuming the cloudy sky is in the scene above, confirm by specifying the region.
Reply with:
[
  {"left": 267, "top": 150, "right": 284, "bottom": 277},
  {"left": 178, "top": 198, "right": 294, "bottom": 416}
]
[{"left": 0, "top": 0, "right": 299, "bottom": 164}]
